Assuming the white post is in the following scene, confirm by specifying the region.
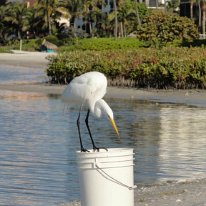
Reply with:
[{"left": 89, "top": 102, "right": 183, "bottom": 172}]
[{"left": 20, "top": 39, "right": 22, "bottom": 51}]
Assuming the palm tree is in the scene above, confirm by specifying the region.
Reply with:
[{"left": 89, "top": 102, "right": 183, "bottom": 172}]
[
  {"left": 5, "top": 2, "right": 31, "bottom": 39},
  {"left": 0, "top": 6, "right": 7, "bottom": 42},
  {"left": 117, "top": 0, "right": 136, "bottom": 36},
  {"left": 189, "top": 0, "right": 196, "bottom": 18},
  {"left": 81, "top": 0, "right": 102, "bottom": 35},
  {"left": 110, "top": 0, "right": 136, "bottom": 37},
  {"left": 27, "top": 7, "right": 42, "bottom": 37},
  {"left": 60, "top": 0, "right": 82, "bottom": 27},
  {"left": 95, "top": 12, "right": 113, "bottom": 37},
  {"left": 36, "top": 0, "right": 69, "bottom": 35}
]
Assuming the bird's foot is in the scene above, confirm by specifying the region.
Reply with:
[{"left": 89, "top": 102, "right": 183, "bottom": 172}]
[
  {"left": 81, "top": 147, "right": 90, "bottom": 152},
  {"left": 93, "top": 146, "right": 108, "bottom": 152}
]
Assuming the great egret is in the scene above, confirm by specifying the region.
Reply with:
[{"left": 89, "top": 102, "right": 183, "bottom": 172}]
[{"left": 62, "top": 71, "right": 119, "bottom": 152}]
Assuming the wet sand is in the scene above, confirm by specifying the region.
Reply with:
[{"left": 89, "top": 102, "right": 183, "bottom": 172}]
[
  {"left": 0, "top": 82, "right": 206, "bottom": 108},
  {"left": 1, "top": 52, "right": 206, "bottom": 205},
  {"left": 60, "top": 178, "right": 206, "bottom": 206}
]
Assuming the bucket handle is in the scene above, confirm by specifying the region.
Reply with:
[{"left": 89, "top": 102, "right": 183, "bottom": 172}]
[{"left": 95, "top": 158, "right": 137, "bottom": 190}]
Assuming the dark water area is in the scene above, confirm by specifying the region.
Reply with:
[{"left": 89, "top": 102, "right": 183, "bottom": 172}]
[
  {"left": 0, "top": 90, "right": 206, "bottom": 205},
  {"left": 0, "top": 65, "right": 206, "bottom": 205}
]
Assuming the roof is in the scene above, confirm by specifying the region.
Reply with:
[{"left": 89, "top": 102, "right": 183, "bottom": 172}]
[{"left": 41, "top": 39, "right": 58, "bottom": 50}]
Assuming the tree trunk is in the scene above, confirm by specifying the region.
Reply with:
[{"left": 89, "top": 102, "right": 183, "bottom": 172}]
[
  {"left": 89, "top": 22, "right": 92, "bottom": 36},
  {"left": 120, "top": 22, "right": 123, "bottom": 37},
  {"left": 46, "top": 0, "right": 51, "bottom": 35},
  {"left": 203, "top": 10, "right": 206, "bottom": 37},
  {"left": 198, "top": 0, "right": 202, "bottom": 28},
  {"left": 135, "top": 0, "right": 141, "bottom": 25},
  {"left": 202, "top": 2, "right": 206, "bottom": 38},
  {"left": 18, "top": 30, "right": 22, "bottom": 40},
  {"left": 190, "top": 1, "right": 193, "bottom": 19},
  {"left": 113, "top": 0, "right": 118, "bottom": 38},
  {"left": 156, "top": 0, "right": 159, "bottom": 8},
  {"left": 48, "top": 15, "right": 52, "bottom": 35},
  {"left": 123, "top": 23, "right": 127, "bottom": 37},
  {"left": 19, "top": 39, "right": 22, "bottom": 51}
]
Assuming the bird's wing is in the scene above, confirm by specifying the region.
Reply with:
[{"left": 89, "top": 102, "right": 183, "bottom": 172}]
[
  {"left": 61, "top": 81, "right": 87, "bottom": 103},
  {"left": 61, "top": 72, "right": 107, "bottom": 107},
  {"left": 84, "top": 72, "right": 107, "bottom": 100}
]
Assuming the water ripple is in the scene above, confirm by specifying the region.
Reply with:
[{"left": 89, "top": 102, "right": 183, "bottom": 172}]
[{"left": 0, "top": 91, "right": 206, "bottom": 205}]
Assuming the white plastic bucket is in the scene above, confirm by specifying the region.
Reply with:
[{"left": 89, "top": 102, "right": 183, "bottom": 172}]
[{"left": 76, "top": 148, "right": 136, "bottom": 206}]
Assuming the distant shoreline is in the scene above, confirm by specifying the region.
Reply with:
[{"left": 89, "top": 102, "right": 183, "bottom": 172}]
[
  {"left": 0, "top": 51, "right": 53, "bottom": 68},
  {"left": 1, "top": 52, "right": 206, "bottom": 107},
  {"left": 1, "top": 83, "right": 206, "bottom": 107}
]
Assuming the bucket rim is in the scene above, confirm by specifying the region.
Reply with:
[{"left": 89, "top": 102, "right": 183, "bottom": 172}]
[
  {"left": 76, "top": 148, "right": 134, "bottom": 158},
  {"left": 76, "top": 147, "right": 133, "bottom": 153}
]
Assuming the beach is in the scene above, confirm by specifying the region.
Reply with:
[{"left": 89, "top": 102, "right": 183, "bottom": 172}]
[
  {"left": 0, "top": 51, "right": 53, "bottom": 67},
  {"left": 1, "top": 52, "right": 206, "bottom": 206},
  {"left": 62, "top": 178, "right": 206, "bottom": 206}
]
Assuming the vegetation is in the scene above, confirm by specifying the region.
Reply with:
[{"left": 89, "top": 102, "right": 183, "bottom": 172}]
[
  {"left": 46, "top": 48, "right": 206, "bottom": 89},
  {"left": 0, "top": 0, "right": 148, "bottom": 43},
  {"left": 59, "top": 37, "right": 143, "bottom": 51},
  {"left": 43, "top": 8, "right": 204, "bottom": 89},
  {"left": 1, "top": 0, "right": 206, "bottom": 89},
  {"left": 136, "top": 11, "right": 199, "bottom": 48}
]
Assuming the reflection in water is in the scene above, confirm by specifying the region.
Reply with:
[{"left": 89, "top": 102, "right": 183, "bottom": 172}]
[
  {"left": 158, "top": 106, "right": 206, "bottom": 180},
  {"left": 0, "top": 92, "right": 206, "bottom": 205},
  {"left": 110, "top": 100, "right": 206, "bottom": 184}
]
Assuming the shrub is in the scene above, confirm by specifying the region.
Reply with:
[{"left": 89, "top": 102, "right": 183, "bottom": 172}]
[
  {"left": 46, "top": 48, "right": 206, "bottom": 89},
  {"left": 136, "top": 11, "right": 199, "bottom": 48},
  {"left": 45, "top": 35, "right": 61, "bottom": 46}
]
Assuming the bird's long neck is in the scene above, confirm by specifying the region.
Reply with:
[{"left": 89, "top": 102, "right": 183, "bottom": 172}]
[
  {"left": 93, "top": 99, "right": 113, "bottom": 118},
  {"left": 88, "top": 98, "right": 96, "bottom": 114}
]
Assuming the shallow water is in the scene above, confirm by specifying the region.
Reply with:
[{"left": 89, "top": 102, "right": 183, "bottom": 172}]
[
  {"left": 0, "top": 66, "right": 206, "bottom": 205},
  {"left": 0, "top": 90, "right": 206, "bottom": 205},
  {"left": 0, "top": 65, "right": 47, "bottom": 84}
]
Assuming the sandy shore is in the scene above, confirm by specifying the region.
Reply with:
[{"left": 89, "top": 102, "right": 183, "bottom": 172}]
[
  {"left": 60, "top": 178, "right": 206, "bottom": 206},
  {"left": 1, "top": 52, "right": 206, "bottom": 205},
  {"left": 0, "top": 51, "right": 55, "bottom": 67},
  {"left": 1, "top": 83, "right": 206, "bottom": 107}
]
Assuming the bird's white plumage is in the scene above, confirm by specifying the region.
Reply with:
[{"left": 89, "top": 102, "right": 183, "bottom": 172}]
[
  {"left": 62, "top": 71, "right": 108, "bottom": 117},
  {"left": 62, "top": 71, "right": 119, "bottom": 142}
]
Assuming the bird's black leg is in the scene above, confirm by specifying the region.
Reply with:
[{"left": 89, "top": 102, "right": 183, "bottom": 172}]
[
  {"left": 85, "top": 109, "right": 108, "bottom": 152},
  {"left": 77, "top": 108, "right": 89, "bottom": 152}
]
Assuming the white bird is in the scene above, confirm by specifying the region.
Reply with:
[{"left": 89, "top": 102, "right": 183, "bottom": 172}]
[{"left": 61, "top": 71, "right": 119, "bottom": 152}]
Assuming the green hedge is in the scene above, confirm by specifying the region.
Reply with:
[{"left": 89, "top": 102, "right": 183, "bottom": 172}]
[
  {"left": 47, "top": 47, "right": 206, "bottom": 89},
  {"left": 59, "top": 38, "right": 143, "bottom": 51}
]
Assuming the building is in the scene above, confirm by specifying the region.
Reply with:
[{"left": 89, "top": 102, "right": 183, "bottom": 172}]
[{"left": 26, "top": 0, "right": 35, "bottom": 7}]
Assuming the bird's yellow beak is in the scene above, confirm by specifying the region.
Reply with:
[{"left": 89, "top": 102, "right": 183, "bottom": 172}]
[{"left": 109, "top": 116, "right": 120, "bottom": 138}]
